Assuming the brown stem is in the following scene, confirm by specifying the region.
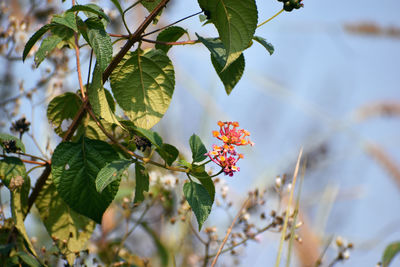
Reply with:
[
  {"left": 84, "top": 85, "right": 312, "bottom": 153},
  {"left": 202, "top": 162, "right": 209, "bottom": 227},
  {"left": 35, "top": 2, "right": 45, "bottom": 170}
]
[
  {"left": 211, "top": 197, "right": 251, "bottom": 267},
  {"left": 25, "top": 163, "right": 51, "bottom": 219}
]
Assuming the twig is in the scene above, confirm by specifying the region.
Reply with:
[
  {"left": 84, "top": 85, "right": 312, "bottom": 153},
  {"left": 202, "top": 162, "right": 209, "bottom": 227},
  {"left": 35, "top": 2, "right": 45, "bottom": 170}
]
[
  {"left": 257, "top": 9, "right": 284, "bottom": 28},
  {"left": 25, "top": 163, "right": 51, "bottom": 219},
  {"left": 141, "top": 38, "right": 198, "bottom": 46},
  {"left": 210, "top": 197, "right": 251, "bottom": 267},
  {"left": 141, "top": 11, "right": 202, "bottom": 38},
  {"left": 0, "top": 154, "right": 46, "bottom": 166},
  {"left": 206, "top": 222, "right": 274, "bottom": 259}
]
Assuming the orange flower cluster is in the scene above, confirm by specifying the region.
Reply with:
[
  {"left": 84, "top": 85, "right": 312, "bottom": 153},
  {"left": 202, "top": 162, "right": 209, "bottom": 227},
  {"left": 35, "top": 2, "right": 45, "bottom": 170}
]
[{"left": 207, "top": 121, "right": 254, "bottom": 176}]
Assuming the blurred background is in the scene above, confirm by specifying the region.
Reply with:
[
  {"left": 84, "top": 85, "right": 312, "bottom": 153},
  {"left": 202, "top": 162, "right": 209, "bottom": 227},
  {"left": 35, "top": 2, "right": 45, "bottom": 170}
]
[{"left": 1, "top": 0, "right": 400, "bottom": 266}]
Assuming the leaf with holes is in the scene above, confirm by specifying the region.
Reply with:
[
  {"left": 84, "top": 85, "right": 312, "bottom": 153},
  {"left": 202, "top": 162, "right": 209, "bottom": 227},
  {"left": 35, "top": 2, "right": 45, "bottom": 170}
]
[
  {"left": 51, "top": 137, "right": 121, "bottom": 223},
  {"left": 183, "top": 181, "right": 212, "bottom": 230},
  {"left": 47, "top": 92, "right": 82, "bottom": 137},
  {"left": 253, "top": 36, "right": 274, "bottom": 55},
  {"left": 96, "top": 159, "right": 132, "bottom": 193},
  {"left": 197, "top": 0, "right": 257, "bottom": 68},
  {"left": 155, "top": 26, "right": 187, "bottom": 53},
  {"left": 35, "top": 178, "right": 95, "bottom": 265},
  {"left": 110, "top": 49, "right": 175, "bottom": 129},
  {"left": 134, "top": 162, "right": 149, "bottom": 203},
  {"left": 189, "top": 134, "right": 207, "bottom": 163}
]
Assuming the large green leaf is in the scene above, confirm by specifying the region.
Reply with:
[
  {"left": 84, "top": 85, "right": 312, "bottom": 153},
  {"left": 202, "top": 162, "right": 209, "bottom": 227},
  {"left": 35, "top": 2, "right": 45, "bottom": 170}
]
[
  {"left": 110, "top": 49, "right": 175, "bottom": 129},
  {"left": 0, "top": 133, "right": 25, "bottom": 153},
  {"left": 85, "top": 17, "right": 113, "bottom": 72},
  {"left": 51, "top": 137, "right": 121, "bottom": 223},
  {"left": 52, "top": 11, "right": 78, "bottom": 32},
  {"left": 22, "top": 23, "right": 54, "bottom": 61},
  {"left": 96, "top": 159, "right": 132, "bottom": 193},
  {"left": 382, "top": 242, "right": 400, "bottom": 267},
  {"left": 183, "top": 181, "right": 212, "bottom": 230},
  {"left": 35, "top": 178, "right": 95, "bottom": 265},
  {"left": 88, "top": 64, "right": 121, "bottom": 127},
  {"left": 155, "top": 26, "right": 187, "bottom": 53},
  {"left": 189, "top": 134, "right": 207, "bottom": 163},
  {"left": 198, "top": 0, "right": 258, "bottom": 68},
  {"left": 134, "top": 162, "right": 149, "bottom": 203},
  {"left": 253, "top": 36, "right": 274, "bottom": 55},
  {"left": 47, "top": 92, "right": 82, "bottom": 137},
  {"left": 211, "top": 52, "right": 245, "bottom": 95}
]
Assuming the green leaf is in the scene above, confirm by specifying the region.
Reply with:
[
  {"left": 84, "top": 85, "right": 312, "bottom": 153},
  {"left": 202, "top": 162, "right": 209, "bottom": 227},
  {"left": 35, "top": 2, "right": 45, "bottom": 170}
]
[
  {"left": 67, "top": 4, "right": 110, "bottom": 22},
  {"left": 52, "top": 11, "right": 78, "bottom": 32},
  {"left": 9, "top": 168, "right": 37, "bottom": 257},
  {"left": 141, "top": 0, "right": 162, "bottom": 13},
  {"left": 0, "top": 133, "right": 25, "bottom": 153},
  {"left": 141, "top": 222, "right": 169, "bottom": 267},
  {"left": 189, "top": 134, "right": 207, "bottom": 163},
  {"left": 23, "top": 24, "right": 54, "bottom": 61},
  {"left": 89, "top": 64, "right": 121, "bottom": 127},
  {"left": 35, "top": 178, "right": 95, "bottom": 265},
  {"left": 197, "top": 35, "right": 227, "bottom": 66},
  {"left": 197, "top": 0, "right": 258, "bottom": 68},
  {"left": 157, "top": 143, "right": 179, "bottom": 166},
  {"left": 110, "top": 49, "right": 175, "bottom": 129},
  {"left": 198, "top": 177, "right": 215, "bottom": 205},
  {"left": 34, "top": 25, "right": 74, "bottom": 67},
  {"left": 134, "top": 162, "right": 149, "bottom": 203},
  {"left": 190, "top": 164, "right": 210, "bottom": 179},
  {"left": 382, "top": 242, "right": 400, "bottom": 267},
  {"left": 178, "top": 159, "right": 191, "bottom": 168},
  {"left": 96, "top": 159, "right": 132, "bottom": 193},
  {"left": 85, "top": 17, "right": 113, "bottom": 72},
  {"left": 51, "top": 137, "right": 121, "bottom": 223},
  {"left": 183, "top": 181, "right": 212, "bottom": 230},
  {"left": 253, "top": 36, "right": 274, "bottom": 55},
  {"left": 155, "top": 26, "right": 187, "bottom": 53},
  {"left": 15, "top": 251, "right": 42, "bottom": 267},
  {"left": 47, "top": 92, "right": 82, "bottom": 137},
  {"left": 0, "top": 157, "right": 26, "bottom": 189},
  {"left": 34, "top": 34, "right": 63, "bottom": 67},
  {"left": 132, "top": 126, "right": 163, "bottom": 149},
  {"left": 211, "top": 52, "right": 245, "bottom": 95}
]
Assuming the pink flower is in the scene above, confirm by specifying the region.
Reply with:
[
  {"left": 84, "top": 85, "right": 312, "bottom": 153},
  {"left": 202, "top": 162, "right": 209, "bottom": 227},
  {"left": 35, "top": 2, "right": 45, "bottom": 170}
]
[{"left": 206, "top": 121, "right": 253, "bottom": 176}]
